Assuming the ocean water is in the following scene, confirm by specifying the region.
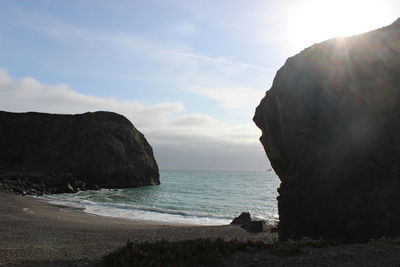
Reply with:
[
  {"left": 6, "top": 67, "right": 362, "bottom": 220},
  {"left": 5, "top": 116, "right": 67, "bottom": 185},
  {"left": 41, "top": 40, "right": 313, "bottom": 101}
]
[{"left": 38, "top": 169, "right": 280, "bottom": 225}]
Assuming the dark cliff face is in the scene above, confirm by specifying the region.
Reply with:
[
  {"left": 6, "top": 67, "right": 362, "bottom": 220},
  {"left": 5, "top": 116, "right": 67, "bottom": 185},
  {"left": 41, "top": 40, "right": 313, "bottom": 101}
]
[
  {"left": 0, "top": 111, "right": 159, "bottom": 193},
  {"left": 254, "top": 19, "right": 400, "bottom": 242}
]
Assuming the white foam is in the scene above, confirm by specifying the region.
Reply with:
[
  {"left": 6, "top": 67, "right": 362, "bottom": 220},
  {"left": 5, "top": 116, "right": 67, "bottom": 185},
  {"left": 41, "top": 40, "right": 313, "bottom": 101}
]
[
  {"left": 84, "top": 204, "right": 231, "bottom": 225},
  {"left": 36, "top": 194, "right": 231, "bottom": 225}
]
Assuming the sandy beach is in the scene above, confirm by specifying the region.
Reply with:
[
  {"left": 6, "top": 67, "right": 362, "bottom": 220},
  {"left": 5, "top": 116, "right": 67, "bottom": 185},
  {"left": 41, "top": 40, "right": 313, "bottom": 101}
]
[{"left": 0, "top": 193, "right": 274, "bottom": 266}]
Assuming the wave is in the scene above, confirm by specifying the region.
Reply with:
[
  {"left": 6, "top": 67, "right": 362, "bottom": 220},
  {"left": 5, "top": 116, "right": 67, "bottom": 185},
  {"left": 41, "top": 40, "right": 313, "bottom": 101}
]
[
  {"left": 31, "top": 168, "right": 280, "bottom": 226},
  {"left": 34, "top": 193, "right": 233, "bottom": 225}
]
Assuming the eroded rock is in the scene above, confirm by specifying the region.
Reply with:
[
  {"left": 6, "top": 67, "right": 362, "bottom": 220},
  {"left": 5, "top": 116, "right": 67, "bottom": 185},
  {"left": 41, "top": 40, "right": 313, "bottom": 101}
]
[
  {"left": 254, "top": 18, "right": 400, "bottom": 242},
  {"left": 0, "top": 111, "right": 159, "bottom": 194},
  {"left": 231, "top": 212, "right": 252, "bottom": 225},
  {"left": 241, "top": 220, "right": 268, "bottom": 234}
]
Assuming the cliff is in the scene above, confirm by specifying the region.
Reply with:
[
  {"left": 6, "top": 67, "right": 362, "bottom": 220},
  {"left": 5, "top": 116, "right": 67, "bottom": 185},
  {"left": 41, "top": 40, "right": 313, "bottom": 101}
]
[
  {"left": 254, "top": 19, "right": 400, "bottom": 242},
  {"left": 0, "top": 111, "right": 159, "bottom": 194}
]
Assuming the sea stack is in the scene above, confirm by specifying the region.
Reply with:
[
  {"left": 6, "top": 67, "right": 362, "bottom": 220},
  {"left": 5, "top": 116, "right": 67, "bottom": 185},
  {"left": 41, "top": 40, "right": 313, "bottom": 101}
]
[
  {"left": 0, "top": 111, "right": 159, "bottom": 194},
  {"left": 254, "top": 18, "right": 400, "bottom": 242}
]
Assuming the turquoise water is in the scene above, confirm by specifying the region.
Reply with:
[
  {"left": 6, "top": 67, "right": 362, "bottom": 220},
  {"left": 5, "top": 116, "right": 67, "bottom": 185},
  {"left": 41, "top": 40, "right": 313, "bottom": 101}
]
[{"left": 39, "top": 169, "right": 280, "bottom": 225}]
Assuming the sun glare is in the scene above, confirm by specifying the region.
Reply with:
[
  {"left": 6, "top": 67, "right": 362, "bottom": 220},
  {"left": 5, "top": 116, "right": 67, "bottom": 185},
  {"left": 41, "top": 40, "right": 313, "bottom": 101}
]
[{"left": 286, "top": 0, "right": 394, "bottom": 49}]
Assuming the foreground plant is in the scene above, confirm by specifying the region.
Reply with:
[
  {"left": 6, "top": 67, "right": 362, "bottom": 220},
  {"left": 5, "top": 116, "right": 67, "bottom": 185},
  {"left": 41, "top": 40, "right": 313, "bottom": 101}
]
[
  {"left": 99, "top": 237, "right": 340, "bottom": 267},
  {"left": 100, "top": 238, "right": 267, "bottom": 267}
]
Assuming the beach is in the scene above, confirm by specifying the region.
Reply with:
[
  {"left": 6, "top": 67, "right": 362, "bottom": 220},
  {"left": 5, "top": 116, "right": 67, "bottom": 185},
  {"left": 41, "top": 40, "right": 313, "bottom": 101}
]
[
  {"left": 3, "top": 193, "right": 400, "bottom": 266},
  {"left": 0, "top": 193, "right": 274, "bottom": 266}
]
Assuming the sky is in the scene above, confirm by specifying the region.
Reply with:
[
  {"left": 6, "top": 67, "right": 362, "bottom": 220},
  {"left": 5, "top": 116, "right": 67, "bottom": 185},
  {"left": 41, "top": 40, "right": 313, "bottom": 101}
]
[{"left": 0, "top": 0, "right": 399, "bottom": 170}]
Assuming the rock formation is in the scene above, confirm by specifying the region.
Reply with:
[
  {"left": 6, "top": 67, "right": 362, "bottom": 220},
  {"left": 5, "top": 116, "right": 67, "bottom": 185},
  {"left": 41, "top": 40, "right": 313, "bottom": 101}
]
[
  {"left": 231, "top": 212, "right": 268, "bottom": 234},
  {"left": 254, "top": 18, "right": 400, "bottom": 242},
  {"left": 0, "top": 111, "right": 159, "bottom": 194},
  {"left": 241, "top": 221, "right": 268, "bottom": 234},
  {"left": 231, "top": 212, "right": 252, "bottom": 225}
]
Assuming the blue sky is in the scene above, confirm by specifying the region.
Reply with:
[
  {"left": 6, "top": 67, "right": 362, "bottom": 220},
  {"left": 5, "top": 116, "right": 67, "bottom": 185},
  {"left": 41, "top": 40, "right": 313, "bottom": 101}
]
[{"left": 0, "top": 0, "right": 398, "bottom": 170}]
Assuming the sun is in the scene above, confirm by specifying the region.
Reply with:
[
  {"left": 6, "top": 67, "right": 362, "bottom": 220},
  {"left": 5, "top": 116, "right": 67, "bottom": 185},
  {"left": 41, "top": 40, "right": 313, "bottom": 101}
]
[{"left": 286, "top": 0, "right": 396, "bottom": 50}]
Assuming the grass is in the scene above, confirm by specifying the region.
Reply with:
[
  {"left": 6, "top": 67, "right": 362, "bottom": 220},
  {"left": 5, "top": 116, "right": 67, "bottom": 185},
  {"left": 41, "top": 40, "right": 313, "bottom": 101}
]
[
  {"left": 268, "top": 238, "right": 339, "bottom": 256},
  {"left": 99, "top": 237, "right": 341, "bottom": 267},
  {"left": 100, "top": 238, "right": 265, "bottom": 267}
]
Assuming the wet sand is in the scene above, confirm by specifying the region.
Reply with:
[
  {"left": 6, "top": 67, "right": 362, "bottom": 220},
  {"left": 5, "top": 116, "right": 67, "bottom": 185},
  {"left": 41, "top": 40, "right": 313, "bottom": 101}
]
[{"left": 0, "top": 193, "right": 274, "bottom": 266}]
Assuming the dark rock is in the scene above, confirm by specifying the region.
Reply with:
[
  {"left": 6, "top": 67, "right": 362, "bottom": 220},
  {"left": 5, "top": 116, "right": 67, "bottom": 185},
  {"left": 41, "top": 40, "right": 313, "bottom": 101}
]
[
  {"left": 0, "top": 111, "right": 159, "bottom": 194},
  {"left": 66, "top": 183, "right": 75, "bottom": 193},
  {"left": 231, "top": 212, "right": 251, "bottom": 225},
  {"left": 254, "top": 18, "right": 400, "bottom": 242},
  {"left": 241, "top": 220, "right": 268, "bottom": 234}
]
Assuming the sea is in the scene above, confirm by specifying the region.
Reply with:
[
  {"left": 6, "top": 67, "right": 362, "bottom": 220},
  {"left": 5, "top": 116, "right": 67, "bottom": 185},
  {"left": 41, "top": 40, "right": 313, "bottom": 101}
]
[{"left": 37, "top": 169, "right": 280, "bottom": 225}]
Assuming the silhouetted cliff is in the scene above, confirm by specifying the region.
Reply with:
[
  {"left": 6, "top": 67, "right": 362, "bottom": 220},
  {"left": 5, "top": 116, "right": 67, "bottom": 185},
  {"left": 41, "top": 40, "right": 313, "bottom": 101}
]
[
  {"left": 0, "top": 111, "right": 159, "bottom": 194},
  {"left": 254, "top": 18, "right": 400, "bottom": 242}
]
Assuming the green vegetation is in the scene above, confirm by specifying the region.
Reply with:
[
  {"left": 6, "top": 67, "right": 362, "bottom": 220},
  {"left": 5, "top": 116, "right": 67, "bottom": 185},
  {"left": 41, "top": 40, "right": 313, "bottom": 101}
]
[
  {"left": 100, "top": 238, "right": 265, "bottom": 267},
  {"left": 268, "top": 238, "right": 339, "bottom": 256},
  {"left": 99, "top": 237, "right": 340, "bottom": 267}
]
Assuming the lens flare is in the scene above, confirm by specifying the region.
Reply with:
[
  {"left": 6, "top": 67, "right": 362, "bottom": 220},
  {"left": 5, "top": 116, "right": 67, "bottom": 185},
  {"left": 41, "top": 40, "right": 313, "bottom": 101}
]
[{"left": 286, "top": 0, "right": 396, "bottom": 49}]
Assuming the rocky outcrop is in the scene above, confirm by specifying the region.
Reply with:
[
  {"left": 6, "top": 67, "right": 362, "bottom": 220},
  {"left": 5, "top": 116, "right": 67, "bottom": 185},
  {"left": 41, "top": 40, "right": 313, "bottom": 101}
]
[
  {"left": 254, "top": 19, "right": 400, "bottom": 242},
  {"left": 0, "top": 111, "right": 159, "bottom": 194},
  {"left": 231, "top": 212, "right": 268, "bottom": 234},
  {"left": 231, "top": 212, "right": 252, "bottom": 225},
  {"left": 241, "top": 221, "right": 268, "bottom": 234}
]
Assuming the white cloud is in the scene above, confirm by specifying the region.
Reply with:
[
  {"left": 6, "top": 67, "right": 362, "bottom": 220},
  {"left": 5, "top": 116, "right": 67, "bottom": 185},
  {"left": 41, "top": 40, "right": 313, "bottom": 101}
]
[
  {"left": 186, "top": 86, "right": 266, "bottom": 110},
  {"left": 0, "top": 69, "right": 269, "bottom": 170},
  {"left": 0, "top": 69, "right": 183, "bottom": 134},
  {"left": 174, "top": 113, "right": 218, "bottom": 127}
]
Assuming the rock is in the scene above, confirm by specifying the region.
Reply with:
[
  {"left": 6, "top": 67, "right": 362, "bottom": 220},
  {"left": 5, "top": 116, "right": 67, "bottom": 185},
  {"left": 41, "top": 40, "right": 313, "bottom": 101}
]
[
  {"left": 231, "top": 212, "right": 251, "bottom": 225},
  {"left": 0, "top": 111, "right": 159, "bottom": 194},
  {"left": 66, "top": 183, "right": 75, "bottom": 193},
  {"left": 254, "top": 18, "right": 400, "bottom": 242},
  {"left": 241, "top": 220, "right": 268, "bottom": 234}
]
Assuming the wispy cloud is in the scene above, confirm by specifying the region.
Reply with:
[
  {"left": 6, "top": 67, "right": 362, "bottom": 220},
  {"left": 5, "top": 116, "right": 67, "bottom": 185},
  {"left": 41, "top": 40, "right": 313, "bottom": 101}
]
[
  {"left": 156, "top": 50, "right": 274, "bottom": 72},
  {"left": 26, "top": 20, "right": 273, "bottom": 73},
  {"left": 186, "top": 86, "right": 265, "bottom": 110},
  {"left": 170, "top": 22, "right": 197, "bottom": 34}
]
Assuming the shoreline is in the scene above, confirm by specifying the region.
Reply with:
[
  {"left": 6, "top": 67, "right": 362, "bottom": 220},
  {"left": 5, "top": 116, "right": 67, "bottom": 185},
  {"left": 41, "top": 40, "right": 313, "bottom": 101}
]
[
  {"left": 29, "top": 194, "right": 197, "bottom": 227},
  {"left": 0, "top": 193, "right": 275, "bottom": 265},
  {"left": 32, "top": 191, "right": 234, "bottom": 226}
]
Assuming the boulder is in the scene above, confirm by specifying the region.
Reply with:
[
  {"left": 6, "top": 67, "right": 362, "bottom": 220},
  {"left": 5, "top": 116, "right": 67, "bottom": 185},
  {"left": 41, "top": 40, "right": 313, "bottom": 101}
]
[
  {"left": 254, "top": 18, "right": 400, "bottom": 242},
  {"left": 0, "top": 111, "right": 159, "bottom": 194},
  {"left": 241, "top": 220, "right": 268, "bottom": 234},
  {"left": 231, "top": 212, "right": 252, "bottom": 225}
]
